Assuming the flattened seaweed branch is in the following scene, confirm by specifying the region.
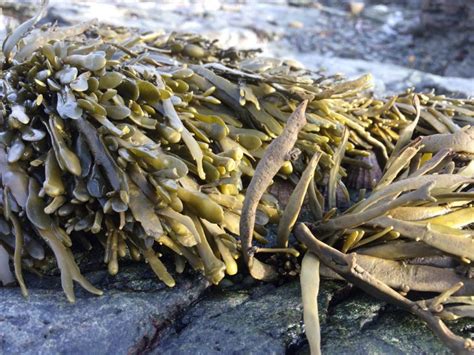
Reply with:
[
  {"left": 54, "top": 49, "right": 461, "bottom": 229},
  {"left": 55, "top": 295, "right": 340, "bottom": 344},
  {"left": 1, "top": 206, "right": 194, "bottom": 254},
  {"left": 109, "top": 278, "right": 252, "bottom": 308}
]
[{"left": 296, "top": 223, "right": 474, "bottom": 354}]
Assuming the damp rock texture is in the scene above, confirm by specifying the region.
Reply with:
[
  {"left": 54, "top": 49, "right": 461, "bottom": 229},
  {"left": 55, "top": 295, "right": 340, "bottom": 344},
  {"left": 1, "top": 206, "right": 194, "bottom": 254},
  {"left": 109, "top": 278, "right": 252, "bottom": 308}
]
[
  {"left": 0, "top": 266, "right": 210, "bottom": 354},
  {"left": 0, "top": 270, "right": 472, "bottom": 354},
  {"left": 2, "top": 0, "right": 473, "bottom": 79},
  {"left": 153, "top": 281, "right": 473, "bottom": 354},
  {"left": 151, "top": 281, "right": 335, "bottom": 354},
  {"left": 2, "top": 0, "right": 471, "bottom": 95}
]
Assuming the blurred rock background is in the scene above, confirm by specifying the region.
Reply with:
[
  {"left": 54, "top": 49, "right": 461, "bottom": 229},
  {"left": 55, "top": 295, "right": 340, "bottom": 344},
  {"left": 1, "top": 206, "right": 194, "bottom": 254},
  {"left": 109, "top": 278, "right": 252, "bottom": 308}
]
[
  {"left": 1, "top": 0, "right": 473, "bottom": 95},
  {"left": 0, "top": 1, "right": 473, "bottom": 354}
]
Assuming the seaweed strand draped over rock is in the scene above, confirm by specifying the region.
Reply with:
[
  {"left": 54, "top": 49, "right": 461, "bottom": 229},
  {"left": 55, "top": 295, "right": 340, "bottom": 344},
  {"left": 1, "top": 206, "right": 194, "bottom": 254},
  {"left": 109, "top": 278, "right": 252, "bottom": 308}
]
[{"left": 0, "top": 3, "right": 473, "bottom": 353}]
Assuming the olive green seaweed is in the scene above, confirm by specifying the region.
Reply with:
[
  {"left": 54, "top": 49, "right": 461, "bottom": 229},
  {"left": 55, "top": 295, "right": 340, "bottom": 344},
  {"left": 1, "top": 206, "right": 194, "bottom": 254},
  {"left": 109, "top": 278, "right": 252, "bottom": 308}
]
[{"left": 0, "top": 2, "right": 473, "bottom": 353}]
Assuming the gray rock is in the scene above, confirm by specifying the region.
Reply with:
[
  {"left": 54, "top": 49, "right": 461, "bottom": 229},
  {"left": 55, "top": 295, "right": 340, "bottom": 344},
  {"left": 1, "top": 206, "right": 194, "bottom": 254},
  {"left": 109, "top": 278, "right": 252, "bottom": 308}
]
[
  {"left": 0, "top": 265, "right": 209, "bottom": 354},
  {"left": 318, "top": 293, "right": 449, "bottom": 354},
  {"left": 153, "top": 280, "right": 341, "bottom": 354},
  {"left": 444, "top": 55, "right": 474, "bottom": 80},
  {"left": 4, "top": 0, "right": 472, "bottom": 79},
  {"left": 363, "top": 4, "right": 392, "bottom": 22},
  {"left": 151, "top": 279, "right": 473, "bottom": 354},
  {"left": 274, "top": 52, "right": 474, "bottom": 97},
  {"left": 1, "top": 269, "right": 471, "bottom": 354}
]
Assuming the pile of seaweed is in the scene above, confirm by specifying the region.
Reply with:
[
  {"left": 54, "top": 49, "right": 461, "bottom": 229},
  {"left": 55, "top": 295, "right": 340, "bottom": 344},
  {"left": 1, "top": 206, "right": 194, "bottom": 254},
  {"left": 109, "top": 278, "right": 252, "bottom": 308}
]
[{"left": 0, "top": 2, "right": 473, "bottom": 353}]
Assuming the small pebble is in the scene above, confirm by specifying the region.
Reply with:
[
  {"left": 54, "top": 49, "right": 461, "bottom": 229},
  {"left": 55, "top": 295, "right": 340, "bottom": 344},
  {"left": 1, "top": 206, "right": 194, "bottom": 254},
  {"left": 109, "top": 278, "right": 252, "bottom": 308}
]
[{"left": 289, "top": 20, "right": 304, "bottom": 29}]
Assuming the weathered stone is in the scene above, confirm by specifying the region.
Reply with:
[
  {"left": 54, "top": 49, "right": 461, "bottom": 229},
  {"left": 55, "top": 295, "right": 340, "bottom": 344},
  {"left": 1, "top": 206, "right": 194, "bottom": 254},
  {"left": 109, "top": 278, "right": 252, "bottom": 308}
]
[
  {"left": 318, "top": 293, "right": 448, "bottom": 354},
  {"left": 283, "top": 53, "right": 474, "bottom": 97},
  {"left": 421, "top": 0, "right": 474, "bottom": 30},
  {"left": 2, "top": 0, "right": 472, "bottom": 77},
  {"left": 152, "top": 280, "right": 341, "bottom": 354},
  {"left": 150, "top": 279, "right": 473, "bottom": 354},
  {"left": 0, "top": 265, "right": 209, "bottom": 354},
  {"left": 1, "top": 269, "right": 471, "bottom": 354}
]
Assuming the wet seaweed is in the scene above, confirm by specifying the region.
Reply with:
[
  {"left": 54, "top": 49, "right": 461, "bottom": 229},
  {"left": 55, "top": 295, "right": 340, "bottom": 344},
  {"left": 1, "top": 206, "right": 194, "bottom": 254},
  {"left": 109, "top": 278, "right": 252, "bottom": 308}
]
[{"left": 0, "top": 3, "right": 473, "bottom": 353}]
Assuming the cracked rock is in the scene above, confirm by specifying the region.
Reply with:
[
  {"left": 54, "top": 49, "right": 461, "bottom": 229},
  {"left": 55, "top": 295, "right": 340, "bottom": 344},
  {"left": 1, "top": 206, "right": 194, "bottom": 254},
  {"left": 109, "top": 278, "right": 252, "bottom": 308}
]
[
  {"left": 152, "top": 280, "right": 340, "bottom": 354},
  {"left": 0, "top": 265, "right": 209, "bottom": 355}
]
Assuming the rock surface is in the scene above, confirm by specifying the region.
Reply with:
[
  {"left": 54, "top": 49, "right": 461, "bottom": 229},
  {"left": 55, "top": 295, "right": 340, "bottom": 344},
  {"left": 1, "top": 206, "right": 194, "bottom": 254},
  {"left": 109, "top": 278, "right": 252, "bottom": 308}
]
[
  {"left": 154, "top": 279, "right": 472, "bottom": 354},
  {"left": 152, "top": 280, "right": 326, "bottom": 354},
  {"left": 2, "top": 0, "right": 473, "bottom": 79},
  {"left": 2, "top": 268, "right": 472, "bottom": 354},
  {"left": 286, "top": 53, "right": 474, "bottom": 97},
  {"left": 0, "top": 265, "right": 209, "bottom": 354},
  {"left": 1, "top": 1, "right": 472, "bottom": 94}
]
